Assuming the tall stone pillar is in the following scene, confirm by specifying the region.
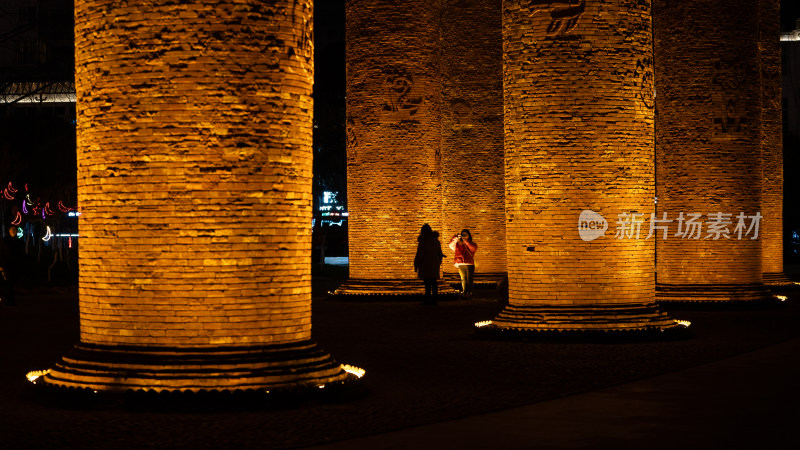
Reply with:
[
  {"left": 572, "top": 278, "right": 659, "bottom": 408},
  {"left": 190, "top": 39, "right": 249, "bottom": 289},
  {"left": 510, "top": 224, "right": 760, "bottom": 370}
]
[
  {"left": 337, "top": 0, "right": 451, "bottom": 296},
  {"left": 440, "top": 0, "right": 506, "bottom": 279},
  {"left": 481, "top": 0, "right": 680, "bottom": 335},
  {"left": 653, "top": 0, "right": 774, "bottom": 302},
  {"left": 759, "top": 0, "right": 792, "bottom": 286},
  {"left": 39, "top": 0, "right": 357, "bottom": 393}
]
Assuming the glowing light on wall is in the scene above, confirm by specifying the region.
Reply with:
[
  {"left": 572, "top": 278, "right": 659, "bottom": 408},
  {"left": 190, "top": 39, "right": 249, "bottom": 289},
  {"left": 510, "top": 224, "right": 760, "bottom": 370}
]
[
  {"left": 676, "top": 320, "right": 691, "bottom": 327},
  {"left": 475, "top": 320, "right": 493, "bottom": 328},
  {"left": 21, "top": 200, "right": 28, "bottom": 214},
  {"left": 776, "top": 295, "right": 788, "bottom": 302},
  {"left": 26, "top": 369, "right": 50, "bottom": 384},
  {"left": 44, "top": 202, "right": 55, "bottom": 216},
  {"left": 25, "top": 194, "right": 33, "bottom": 206},
  {"left": 11, "top": 212, "right": 21, "bottom": 225},
  {"left": 42, "top": 226, "right": 52, "bottom": 242},
  {"left": 2, "top": 189, "right": 12, "bottom": 200},
  {"left": 341, "top": 364, "right": 366, "bottom": 378},
  {"left": 7, "top": 182, "right": 17, "bottom": 193}
]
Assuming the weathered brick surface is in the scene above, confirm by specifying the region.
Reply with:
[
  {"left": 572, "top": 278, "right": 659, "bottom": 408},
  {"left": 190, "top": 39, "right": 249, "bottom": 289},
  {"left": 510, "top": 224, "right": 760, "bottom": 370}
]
[
  {"left": 345, "top": 0, "right": 443, "bottom": 280},
  {"left": 495, "top": 0, "right": 660, "bottom": 315},
  {"left": 74, "top": 0, "right": 319, "bottom": 347},
  {"left": 653, "top": 0, "right": 770, "bottom": 300},
  {"left": 440, "top": 0, "right": 506, "bottom": 275},
  {"left": 758, "top": 0, "right": 787, "bottom": 280}
]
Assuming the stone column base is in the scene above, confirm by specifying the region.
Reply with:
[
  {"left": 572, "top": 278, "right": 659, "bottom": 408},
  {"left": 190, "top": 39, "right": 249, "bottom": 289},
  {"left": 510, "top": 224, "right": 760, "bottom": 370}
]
[
  {"left": 331, "top": 279, "right": 460, "bottom": 299},
  {"left": 478, "top": 302, "right": 685, "bottom": 339},
  {"left": 762, "top": 272, "right": 797, "bottom": 287},
  {"left": 656, "top": 283, "right": 777, "bottom": 304},
  {"left": 36, "top": 340, "right": 356, "bottom": 394}
]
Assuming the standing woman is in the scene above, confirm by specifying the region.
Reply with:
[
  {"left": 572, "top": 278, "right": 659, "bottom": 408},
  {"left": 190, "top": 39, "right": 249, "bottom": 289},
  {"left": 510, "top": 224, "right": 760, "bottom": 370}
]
[
  {"left": 414, "top": 224, "right": 444, "bottom": 304},
  {"left": 449, "top": 229, "right": 477, "bottom": 298}
]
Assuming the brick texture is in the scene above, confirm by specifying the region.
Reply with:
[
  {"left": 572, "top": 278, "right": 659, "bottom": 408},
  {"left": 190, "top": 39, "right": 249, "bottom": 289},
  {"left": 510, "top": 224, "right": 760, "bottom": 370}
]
[
  {"left": 43, "top": 0, "right": 349, "bottom": 391},
  {"left": 345, "top": 0, "right": 443, "bottom": 280},
  {"left": 489, "top": 0, "right": 676, "bottom": 331},
  {"left": 440, "top": 0, "right": 506, "bottom": 276},
  {"left": 758, "top": 0, "right": 790, "bottom": 284},
  {"left": 653, "top": 0, "right": 772, "bottom": 301}
]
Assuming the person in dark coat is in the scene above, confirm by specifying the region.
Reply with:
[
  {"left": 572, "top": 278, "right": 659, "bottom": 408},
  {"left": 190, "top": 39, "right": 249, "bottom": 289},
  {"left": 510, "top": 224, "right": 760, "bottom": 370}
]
[{"left": 414, "top": 223, "right": 444, "bottom": 304}]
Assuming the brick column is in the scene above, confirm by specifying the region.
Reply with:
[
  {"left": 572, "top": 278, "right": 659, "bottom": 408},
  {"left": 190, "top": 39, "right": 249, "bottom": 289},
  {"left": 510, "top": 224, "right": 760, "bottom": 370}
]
[
  {"left": 337, "top": 0, "right": 454, "bottom": 297},
  {"left": 41, "top": 0, "right": 356, "bottom": 393},
  {"left": 759, "top": 0, "right": 792, "bottom": 286},
  {"left": 440, "top": 0, "right": 506, "bottom": 279},
  {"left": 481, "top": 0, "right": 680, "bottom": 335},
  {"left": 653, "top": 0, "right": 774, "bottom": 303}
]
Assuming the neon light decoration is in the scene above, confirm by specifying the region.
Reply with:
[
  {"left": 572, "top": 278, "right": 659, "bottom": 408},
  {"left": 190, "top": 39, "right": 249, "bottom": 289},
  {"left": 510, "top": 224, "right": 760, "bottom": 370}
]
[
  {"left": 42, "top": 226, "right": 52, "bottom": 242},
  {"left": 11, "top": 212, "right": 21, "bottom": 225}
]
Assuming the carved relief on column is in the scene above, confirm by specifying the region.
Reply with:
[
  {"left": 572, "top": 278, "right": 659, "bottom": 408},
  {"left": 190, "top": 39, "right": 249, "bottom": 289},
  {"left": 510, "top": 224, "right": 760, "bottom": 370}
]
[
  {"left": 440, "top": 0, "right": 506, "bottom": 278},
  {"left": 338, "top": 0, "right": 453, "bottom": 297},
  {"left": 480, "top": 0, "right": 681, "bottom": 335},
  {"left": 653, "top": 0, "right": 774, "bottom": 302}
]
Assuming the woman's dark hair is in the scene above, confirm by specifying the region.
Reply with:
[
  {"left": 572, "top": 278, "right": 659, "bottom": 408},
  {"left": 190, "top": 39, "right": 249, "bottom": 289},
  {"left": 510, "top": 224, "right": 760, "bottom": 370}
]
[
  {"left": 418, "top": 223, "right": 433, "bottom": 241},
  {"left": 460, "top": 229, "right": 472, "bottom": 241}
]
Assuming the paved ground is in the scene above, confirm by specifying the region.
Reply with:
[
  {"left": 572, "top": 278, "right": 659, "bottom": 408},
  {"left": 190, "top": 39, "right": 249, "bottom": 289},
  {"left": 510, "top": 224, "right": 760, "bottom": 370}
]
[{"left": 0, "top": 276, "right": 798, "bottom": 449}]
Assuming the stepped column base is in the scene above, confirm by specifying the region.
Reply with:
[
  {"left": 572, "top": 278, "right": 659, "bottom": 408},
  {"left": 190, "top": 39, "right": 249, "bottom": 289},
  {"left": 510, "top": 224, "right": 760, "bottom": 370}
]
[
  {"left": 35, "top": 340, "right": 357, "bottom": 394},
  {"left": 762, "top": 272, "right": 797, "bottom": 287},
  {"left": 477, "top": 302, "right": 686, "bottom": 339},
  {"left": 332, "top": 278, "right": 460, "bottom": 299}
]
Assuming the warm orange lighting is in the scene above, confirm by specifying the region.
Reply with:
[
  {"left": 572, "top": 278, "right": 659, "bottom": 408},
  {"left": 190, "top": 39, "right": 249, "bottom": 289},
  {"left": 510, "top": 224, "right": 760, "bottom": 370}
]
[
  {"left": 341, "top": 364, "right": 366, "bottom": 378},
  {"left": 26, "top": 369, "right": 50, "bottom": 384},
  {"left": 776, "top": 295, "right": 788, "bottom": 302},
  {"left": 676, "top": 320, "right": 691, "bottom": 328},
  {"left": 474, "top": 320, "right": 492, "bottom": 328}
]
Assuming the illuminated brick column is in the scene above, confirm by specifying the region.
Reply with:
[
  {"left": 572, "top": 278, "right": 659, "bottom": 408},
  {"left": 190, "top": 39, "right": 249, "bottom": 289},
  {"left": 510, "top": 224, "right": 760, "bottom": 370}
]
[
  {"left": 759, "top": 0, "right": 792, "bottom": 286},
  {"left": 40, "top": 0, "right": 355, "bottom": 393},
  {"left": 338, "top": 0, "right": 450, "bottom": 296},
  {"left": 653, "top": 0, "right": 773, "bottom": 302},
  {"left": 440, "top": 0, "right": 506, "bottom": 277},
  {"left": 482, "top": 0, "right": 680, "bottom": 334}
]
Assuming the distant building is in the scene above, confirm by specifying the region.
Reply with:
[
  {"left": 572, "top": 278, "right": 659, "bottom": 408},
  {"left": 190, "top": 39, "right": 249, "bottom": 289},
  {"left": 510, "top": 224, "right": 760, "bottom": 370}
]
[{"left": 0, "top": 0, "right": 75, "bottom": 121}]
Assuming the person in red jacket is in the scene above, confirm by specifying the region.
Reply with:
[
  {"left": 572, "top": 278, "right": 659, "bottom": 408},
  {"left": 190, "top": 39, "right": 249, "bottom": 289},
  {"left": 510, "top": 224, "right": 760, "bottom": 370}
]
[{"left": 449, "top": 229, "right": 477, "bottom": 298}]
